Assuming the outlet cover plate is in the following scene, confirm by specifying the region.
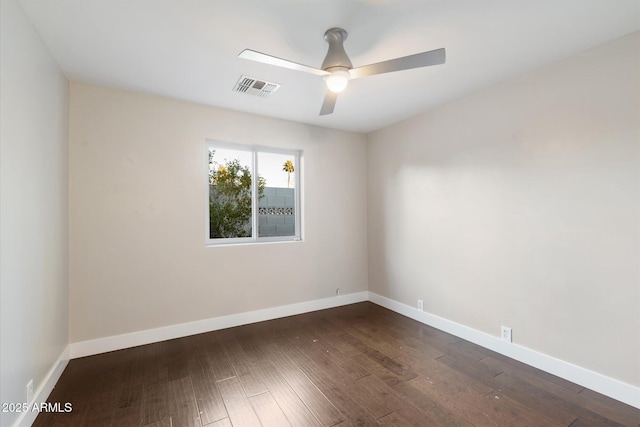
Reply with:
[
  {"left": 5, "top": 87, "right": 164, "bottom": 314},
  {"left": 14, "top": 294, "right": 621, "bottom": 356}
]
[
  {"left": 417, "top": 299, "right": 424, "bottom": 311},
  {"left": 501, "top": 326, "right": 512, "bottom": 343}
]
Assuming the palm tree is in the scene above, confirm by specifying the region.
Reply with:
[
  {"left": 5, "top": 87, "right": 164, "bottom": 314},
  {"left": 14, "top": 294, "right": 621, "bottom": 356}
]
[{"left": 282, "top": 160, "right": 295, "bottom": 188}]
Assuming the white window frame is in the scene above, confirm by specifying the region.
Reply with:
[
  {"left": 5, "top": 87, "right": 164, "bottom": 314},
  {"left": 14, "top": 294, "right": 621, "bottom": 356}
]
[{"left": 206, "top": 140, "right": 302, "bottom": 246}]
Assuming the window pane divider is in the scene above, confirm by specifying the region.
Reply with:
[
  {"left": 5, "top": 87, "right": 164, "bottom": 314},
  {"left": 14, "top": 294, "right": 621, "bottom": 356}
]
[{"left": 251, "top": 149, "right": 259, "bottom": 241}]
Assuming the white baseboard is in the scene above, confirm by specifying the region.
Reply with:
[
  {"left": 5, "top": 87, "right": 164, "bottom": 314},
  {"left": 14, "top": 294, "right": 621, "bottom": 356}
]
[
  {"left": 13, "top": 345, "right": 70, "bottom": 427},
  {"left": 70, "top": 291, "right": 368, "bottom": 359},
  {"left": 367, "top": 292, "right": 640, "bottom": 409},
  {"left": 67, "top": 290, "right": 638, "bottom": 410}
]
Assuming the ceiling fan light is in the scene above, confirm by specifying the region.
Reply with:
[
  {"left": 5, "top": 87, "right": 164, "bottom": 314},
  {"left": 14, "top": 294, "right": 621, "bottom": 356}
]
[{"left": 324, "top": 68, "right": 350, "bottom": 93}]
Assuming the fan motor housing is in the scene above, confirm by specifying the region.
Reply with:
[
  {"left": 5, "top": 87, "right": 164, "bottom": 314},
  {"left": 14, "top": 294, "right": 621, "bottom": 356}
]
[{"left": 321, "top": 28, "right": 353, "bottom": 70}]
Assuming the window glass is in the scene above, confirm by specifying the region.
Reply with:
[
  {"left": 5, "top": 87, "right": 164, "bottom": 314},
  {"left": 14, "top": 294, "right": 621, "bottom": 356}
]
[
  {"left": 208, "top": 147, "right": 254, "bottom": 239},
  {"left": 257, "top": 152, "right": 296, "bottom": 238}
]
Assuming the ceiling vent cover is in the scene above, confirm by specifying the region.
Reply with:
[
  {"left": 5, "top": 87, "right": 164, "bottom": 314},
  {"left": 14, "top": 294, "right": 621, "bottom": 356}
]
[{"left": 233, "top": 75, "right": 280, "bottom": 98}]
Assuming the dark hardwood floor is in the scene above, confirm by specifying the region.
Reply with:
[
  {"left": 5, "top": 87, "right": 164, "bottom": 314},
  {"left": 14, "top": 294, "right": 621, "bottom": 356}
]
[{"left": 34, "top": 302, "right": 639, "bottom": 426}]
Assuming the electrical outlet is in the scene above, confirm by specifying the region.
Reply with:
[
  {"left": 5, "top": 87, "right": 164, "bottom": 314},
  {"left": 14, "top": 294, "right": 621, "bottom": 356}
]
[
  {"left": 26, "top": 379, "right": 33, "bottom": 404},
  {"left": 501, "top": 326, "right": 512, "bottom": 343},
  {"left": 417, "top": 299, "right": 424, "bottom": 311},
  {"left": 335, "top": 288, "right": 341, "bottom": 296}
]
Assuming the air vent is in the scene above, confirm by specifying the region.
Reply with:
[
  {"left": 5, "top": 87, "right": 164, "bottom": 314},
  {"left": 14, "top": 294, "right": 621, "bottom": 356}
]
[{"left": 233, "top": 75, "right": 280, "bottom": 98}]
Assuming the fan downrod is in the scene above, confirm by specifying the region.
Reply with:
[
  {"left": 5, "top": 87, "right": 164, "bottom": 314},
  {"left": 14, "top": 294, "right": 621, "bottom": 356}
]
[{"left": 321, "top": 28, "right": 353, "bottom": 70}]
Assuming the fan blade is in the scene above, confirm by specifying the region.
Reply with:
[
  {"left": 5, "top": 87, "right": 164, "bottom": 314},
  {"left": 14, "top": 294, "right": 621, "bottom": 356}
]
[
  {"left": 239, "top": 49, "right": 329, "bottom": 76},
  {"left": 349, "top": 48, "right": 445, "bottom": 79},
  {"left": 319, "top": 91, "right": 338, "bottom": 116}
]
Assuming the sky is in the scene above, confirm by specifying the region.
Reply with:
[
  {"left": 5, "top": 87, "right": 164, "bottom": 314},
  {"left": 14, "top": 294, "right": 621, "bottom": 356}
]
[{"left": 209, "top": 147, "right": 296, "bottom": 188}]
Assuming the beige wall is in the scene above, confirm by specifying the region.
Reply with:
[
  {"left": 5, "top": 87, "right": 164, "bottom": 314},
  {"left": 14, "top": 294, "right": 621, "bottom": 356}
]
[
  {"left": 69, "top": 83, "right": 368, "bottom": 342},
  {"left": 367, "top": 32, "right": 640, "bottom": 386},
  {"left": 0, "top": 1, "right": 69, "bottom": 425}
]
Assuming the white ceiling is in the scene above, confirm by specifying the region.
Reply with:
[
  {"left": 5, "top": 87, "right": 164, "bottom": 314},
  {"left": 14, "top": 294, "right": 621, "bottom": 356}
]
[{"left": 18, "top": 0, "right": 640, "bottom": 133}]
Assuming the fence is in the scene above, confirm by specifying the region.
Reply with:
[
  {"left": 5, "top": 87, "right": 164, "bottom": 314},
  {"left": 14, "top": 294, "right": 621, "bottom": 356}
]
[{"left": 258, "top": 187, "right": 295, "bottom": 237}]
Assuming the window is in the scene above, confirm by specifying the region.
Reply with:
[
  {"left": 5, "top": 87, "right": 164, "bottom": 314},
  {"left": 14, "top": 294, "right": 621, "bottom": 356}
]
[{"left": 207, "top": 141, "right": 301, "bottom": 245}]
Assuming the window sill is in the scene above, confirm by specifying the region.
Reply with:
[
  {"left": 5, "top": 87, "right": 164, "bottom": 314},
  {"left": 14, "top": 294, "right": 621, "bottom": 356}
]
[{"left": 205, "top": 238, "right": 303, "bottom": 248}]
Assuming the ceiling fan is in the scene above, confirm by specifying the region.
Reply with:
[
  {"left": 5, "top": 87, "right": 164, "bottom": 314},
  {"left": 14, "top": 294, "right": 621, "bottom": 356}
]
[{"left": 239, "top": 28, "right": 446, "bottom": 116}]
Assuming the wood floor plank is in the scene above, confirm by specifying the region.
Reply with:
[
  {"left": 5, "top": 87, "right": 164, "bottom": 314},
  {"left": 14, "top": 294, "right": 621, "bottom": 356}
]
[
  {"left": 288, "top": 311, "right": 338, "bottom": 339},
  {"left": 142, "top": 380, "right": 170, "bottom": 426},
  {"left": 260, "top": 341, "right": 345, "bottom": 426},
  {"left": 372, "top": 308, "right": 461, "bottom": 351},
  {"left": 278, "top": 367, "right": 345, "bottom": 427},
  {"left": 207, "top": 341, "right": 237, "bottom": 383},
  {"left": 491, "top": 371, "right": 583, "bottom": 424},
  {"left": 120, "top": 345, "right": 149, "bottom": 390},
  {"left": 391, "top": 377, "right": 471, "bottom": 426},
  {"left": 248, "top": 391, "right": 293, "bottom": 427},
  {"left": 252, "top": 360, "right": 322, "bottom": 427},
  {"left": 222, "top": 332, "right": 269, "bottom": 397},
  {"left": 487, "top": 390, "right": 571, "bottom": 427},
  {"left": 234, "top": 328, "right": 270, "bottom": 362},
  {"left": 345, "top": 323, "right": 406, "bottom": 360},
  {"left": 436, "top": 353, "right": 503, "bottom": 386},
  {"left": 377, "top": 411, "right": 415, "bottom": 426},
  {"left": 337, "top": 332, "right": 414, "bottom": 380},
  {"left": 206, "top": 417, "right": 233, "bottom": 427},
  {"left": 354, "top": 373, "right": 428, "bottom": 424},
  {"left": 298, "top": 362, "right": 381, "bottom": 426},
  {"left": 141, "top": 419, "right": 172, "bottom": 427},
  {"left": 289, "top": 336, "right": 363, "bottom": 388},
  {"left": 322, "top": 314, "right": 406, "bottom": 361},
  {"left": 167, "top": 340, "right": 192, "bottom": 382},
  {"left": 265, "top": 335, "right": 312, "bottom": 366},
  {"left": 351, "top": 352, "right": 418, "bottom": 384},
  {"left": 568, "top": 416, "right": 627, "bottom": 427},
  {"left": 411, "top": 372, "right": 561, "bottom": 427},
  {"left": 32, "top": 380, "right": 89, "bottom": 427},
  {"left": 347, "top": 374, "right": 399, "bottom": 419},
  {"left": 111, "top": 384, "right": 144, "bottom": 427},
  {"left": 355, "top": 315, "right": 445, "bottom": 361},
  {"left": 448, "top": 339, "right": 498, "bottom": 361},
  {"left": 290, "top": 335, "right": 370, "bottom": 380},
  {"left": 577, "top": 388, "right": 640, "bottom": 426},
  {"left": 144, "top": 341, "right": 171, "bottom": 386},
  {"left": 31, "top": 411, "right": 58, "bottom": 427},
  {"left": 216, "top": 376, "right": 261, "bottom": 427},
  {"left": 232, "top": 361, "right": 268, "bottom": 398},
  {"left": 316, "top": 331, "right": 362, "bottom": 358},
  {"left": 408, "top": 374, "right": 495, "bottom": 425},
  {"left": 167, "top": 376, "right": 201, "bottom": 427},
  {"left": 394, "top": 352, "right": 493, "bottom": 396},
  {"left": 188, "top": 355, "right": 228, "bottom": 425},
  {"left": 484, "top": 355, "right": 638, "bottom": 426},
  {"left": 483, "top": 351, "right": 585, "bottom": 393}
]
